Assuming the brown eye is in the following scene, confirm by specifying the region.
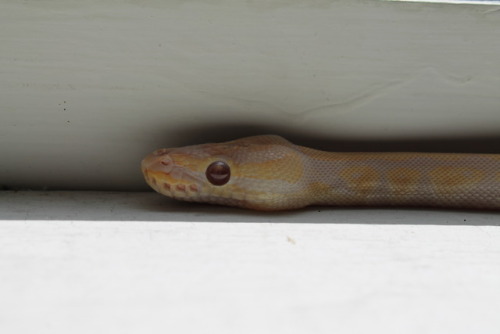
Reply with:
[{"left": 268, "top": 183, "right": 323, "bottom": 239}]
[{"left": 206, "top": 161, "right": 231, "bottom": 186}]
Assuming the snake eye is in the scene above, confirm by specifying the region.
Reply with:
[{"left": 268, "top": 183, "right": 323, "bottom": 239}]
[{"left": 206, "top": 161, "right": 230, "bottom": 186}]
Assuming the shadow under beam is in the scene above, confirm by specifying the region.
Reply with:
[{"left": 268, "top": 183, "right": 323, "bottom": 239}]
[{"left": 162, "top": 121, "right": 500, "bottom": 154}]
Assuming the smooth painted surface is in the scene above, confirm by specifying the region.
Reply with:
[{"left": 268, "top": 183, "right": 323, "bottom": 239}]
[
  {"left": 1, "top": 0, "right": 500, "bottom": 191},
  {"left": 393, "top": 0, "right": 500, "bottom": 4},
  {"left": 1, "top": 191, "right": 500, "bottom": 334}
]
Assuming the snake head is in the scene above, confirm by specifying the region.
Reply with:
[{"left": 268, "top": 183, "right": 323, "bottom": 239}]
[{"left": 141, "top": 135, "right": 307, "bottom": 210}]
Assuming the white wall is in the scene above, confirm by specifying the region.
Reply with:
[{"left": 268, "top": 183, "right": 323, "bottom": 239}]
[{"left": 1, "top": 0, "right": 500, "bottom": 190}]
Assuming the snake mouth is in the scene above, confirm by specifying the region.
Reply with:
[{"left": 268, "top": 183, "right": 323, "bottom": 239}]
[{"left": 143, "top": 169, "right": 201, "bottom": 200}]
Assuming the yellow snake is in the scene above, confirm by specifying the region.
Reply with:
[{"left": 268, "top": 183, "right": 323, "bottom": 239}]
[{"left": 141, "top": 135, "right": 500, "bottom": 211}]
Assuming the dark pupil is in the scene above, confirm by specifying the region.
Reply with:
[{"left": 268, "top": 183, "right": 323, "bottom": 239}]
[{"left": 206, "top": 161, "right": 231, "bottom": 186}]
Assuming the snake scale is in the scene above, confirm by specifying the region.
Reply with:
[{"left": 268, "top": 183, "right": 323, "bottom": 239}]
[{"left": 141, "top": 135, "right": 500, "bottom": 211}]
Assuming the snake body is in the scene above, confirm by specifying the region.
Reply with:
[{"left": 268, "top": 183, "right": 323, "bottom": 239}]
[{"left": 141, "top": 135, "right": 500, "bottom": 211}]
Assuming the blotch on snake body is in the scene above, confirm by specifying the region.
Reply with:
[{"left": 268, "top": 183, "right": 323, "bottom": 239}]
[
  {"left": 430, "top": 167, "right": 485, "bottom": 194},
  {"left": 339, "top": 166, "right": 379, "bottom": 195},
  {"left": 387, "top": 168, "right": 422, "bottom": 195}
]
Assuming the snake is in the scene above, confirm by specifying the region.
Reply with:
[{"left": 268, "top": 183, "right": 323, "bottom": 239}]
[{"left": 141, "top": 135, "right": 500, "bottom": 211}]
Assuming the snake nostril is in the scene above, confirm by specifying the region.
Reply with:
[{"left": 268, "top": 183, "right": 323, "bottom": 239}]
[{"left": 155, "top": 155, "right": 174, "bottom": 173}]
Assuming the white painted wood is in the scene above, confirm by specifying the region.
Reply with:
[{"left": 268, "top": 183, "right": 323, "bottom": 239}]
[
  {"left": 1, "top": 0, "right": 500, "bottom": 190},
  {"left": 1, "top": 191, "right": 500, "bottom": 334},
  {"left": 394, "top": 0, "right": 500, "bottom": 4}
]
